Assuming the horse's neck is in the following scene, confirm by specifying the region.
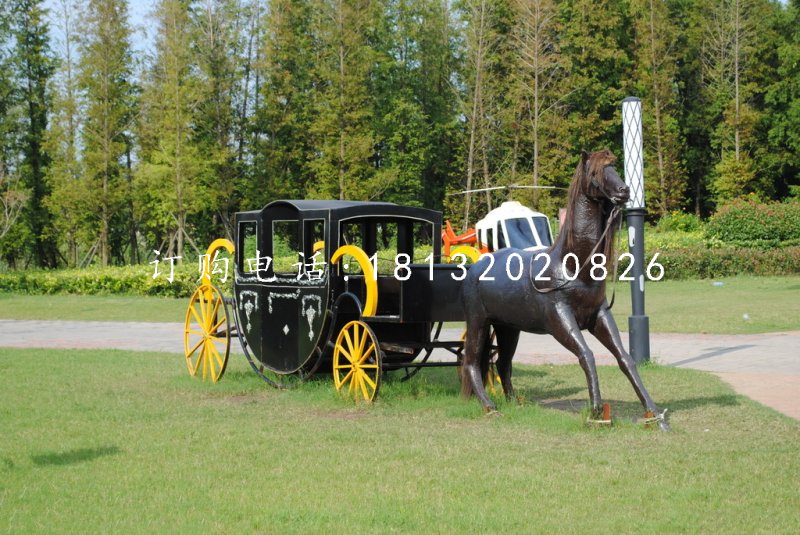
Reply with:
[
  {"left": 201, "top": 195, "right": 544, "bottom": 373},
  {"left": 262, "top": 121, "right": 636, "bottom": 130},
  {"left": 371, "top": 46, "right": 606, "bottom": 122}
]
[{"left": 558, "top": 197, "right": 609, "bottom": 261}]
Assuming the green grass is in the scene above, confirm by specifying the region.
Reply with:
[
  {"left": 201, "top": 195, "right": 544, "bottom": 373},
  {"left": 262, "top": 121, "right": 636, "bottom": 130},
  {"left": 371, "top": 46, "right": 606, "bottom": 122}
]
[
  {"left": 1, "top": 348, "right": 798, "bottom": 533},
  {"left": 2, "top": 275, "right": 798, "bottom": 334},
  {"left": 0, "top": 293, "right": 184, "bottom": 322},
  {"left": 609, "top": 276, "right": 800, "bottom": 334}
]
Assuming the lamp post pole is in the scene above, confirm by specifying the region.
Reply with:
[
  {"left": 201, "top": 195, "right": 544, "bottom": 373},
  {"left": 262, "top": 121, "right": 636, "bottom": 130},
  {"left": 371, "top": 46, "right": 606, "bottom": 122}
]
[{"left": 622, "top": 97, "right": 650, "bottom": 364}]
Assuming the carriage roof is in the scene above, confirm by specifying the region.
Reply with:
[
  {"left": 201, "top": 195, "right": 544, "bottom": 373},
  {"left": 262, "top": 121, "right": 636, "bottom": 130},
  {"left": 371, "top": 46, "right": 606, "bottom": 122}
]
[{"left": 238, "top": 199, "right": 442, "bottom": 224}]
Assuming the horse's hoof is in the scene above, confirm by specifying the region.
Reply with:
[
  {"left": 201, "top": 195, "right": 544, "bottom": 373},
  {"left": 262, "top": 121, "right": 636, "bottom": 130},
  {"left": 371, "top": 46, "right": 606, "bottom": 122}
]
[{"left": 484, "top": 408, "right": 503, "bottom": 417}]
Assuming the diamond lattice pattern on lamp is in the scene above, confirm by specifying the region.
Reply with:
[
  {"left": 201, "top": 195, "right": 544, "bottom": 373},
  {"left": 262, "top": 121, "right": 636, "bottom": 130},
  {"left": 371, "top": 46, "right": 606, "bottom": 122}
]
[{"left": 622, "top": 98, "right": 644, "bottom": 209}]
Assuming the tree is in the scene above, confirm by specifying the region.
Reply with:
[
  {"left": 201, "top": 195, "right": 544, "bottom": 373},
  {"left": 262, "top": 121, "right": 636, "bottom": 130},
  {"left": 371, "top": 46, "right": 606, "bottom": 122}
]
[
  {"left": 460, "top": 0, "right": 497, "bottom": 229},
  {"left": 12, "top": 0, "right": 58, "bottom": 267},
  {"left": 701, "top": 0, "right": 783, "bottom": 204},
  {"left": 558, "top": 0, "right": 631, "bottom": 158},
  {"left": 307, "top": 0, "right": 380, "bottom": 201},
  {"left": 765, "top": 0, "right": 800, "bottom": 197},
  {"left": 192, "top": 0, "right": 248, "bottom": 241},
  {"left": 77, "top": 0, "right": 137, "bottom": 266},
  {"left": 252, "top": 0, "right": 316, "bottom": 207},
  {"left": 44, "top": 0, "right": 85, "bottom": 266},
  {"left": 511, "top": 0, "right": 567, "bottom": 210},
  {"left": 630, "top": 0, "right": 686, "bottom": 214},
  {"left": 137, "top": 0, "right": 206, "bottom": 260}
]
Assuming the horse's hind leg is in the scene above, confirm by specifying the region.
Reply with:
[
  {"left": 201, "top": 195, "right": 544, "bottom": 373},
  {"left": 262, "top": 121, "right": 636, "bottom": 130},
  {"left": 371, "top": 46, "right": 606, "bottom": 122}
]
[
  {"left": 590, "top": 305, "right": 670, "bottom": 431},
  {"left": 493, "top": 325, "right": 520, "bottom": 401},
  {"left": 462, "top": 319, "right": 496, "bottom": 412}
]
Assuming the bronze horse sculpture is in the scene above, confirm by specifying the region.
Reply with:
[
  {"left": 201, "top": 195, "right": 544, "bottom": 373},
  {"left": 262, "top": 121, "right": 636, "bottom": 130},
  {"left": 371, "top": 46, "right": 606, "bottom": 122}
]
[{"left": 460, "top": 149, "right": 669, "bottom": 431}]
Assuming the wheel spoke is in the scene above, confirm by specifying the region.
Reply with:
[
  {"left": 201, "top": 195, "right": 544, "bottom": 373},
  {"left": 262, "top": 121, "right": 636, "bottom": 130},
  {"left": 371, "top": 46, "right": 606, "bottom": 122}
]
[
  {"left": 337, "top": 346, "right": 353, "bottom": 364},
  {"left": 357, "top": 344, "right": 375, "bottom": 365},
  {"left": 186, "top": 329, "right": 205, "bottom": 337},
  {"left": 197, "top": 290, "right": 208, "bottom": 326},
  {"left": 361, "top": 372, "right": 376, "bottom": 390},
  {"left": 195, "top": 349, "right": 205, "bottom": 377},
  {"left": 338, "top": 368, "right": 354, "bottom": 389},
  {"left": 348, "top": 369, "right": 357, "bottom": 396},
  {"left": 208, "top": 345, "right": 219, "bottom": 381},
  {"left": 353, "top": 324, "right": 360, "bottom": 358},
  {"left": 358, "top": 370, "right": 370, "bottom": 400},
  {"left": 186, "top": 338, "right": 204, "bottom": 358},
  {"left": 343, "top": 328, "right": 355, "bottom": 357},
  {"left": 357, "top": 327, "right": 368, "bottom": 358},
  {"left": 189, "top": 303, "right": 204, "bottom": 330},
  {"left": 207, "top": 298, "right": 221, "bottom": 332},
  {"left": 209, "top": 343, "right": 224, "bottom": 368},
  {"left": 211, "top": 316, "right": 227, "bottom": 334}
]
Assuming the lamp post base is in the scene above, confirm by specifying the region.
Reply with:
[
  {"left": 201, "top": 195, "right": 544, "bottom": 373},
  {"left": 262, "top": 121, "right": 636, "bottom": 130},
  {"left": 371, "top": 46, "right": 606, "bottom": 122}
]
[{"left": 628, "top": 315, "right": 650, "bottom": 364}]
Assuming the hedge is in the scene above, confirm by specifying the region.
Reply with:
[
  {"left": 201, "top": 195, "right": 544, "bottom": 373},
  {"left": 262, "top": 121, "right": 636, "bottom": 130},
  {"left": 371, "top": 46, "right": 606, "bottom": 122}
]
[
  {"left": 706, "top": 198, "right": 800, "bottom": 247},
  {"left": 647, "top": 245, "right": 800, "bottom": 279},
  {"left": 0, "top": 263, "right": 232, "bottom": 298}
]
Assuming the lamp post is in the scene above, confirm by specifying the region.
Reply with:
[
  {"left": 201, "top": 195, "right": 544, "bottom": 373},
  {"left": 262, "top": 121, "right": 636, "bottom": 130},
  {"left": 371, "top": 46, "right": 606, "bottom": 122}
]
[{"left": 622, "top": 97, "right": 649, "bottom": 364}]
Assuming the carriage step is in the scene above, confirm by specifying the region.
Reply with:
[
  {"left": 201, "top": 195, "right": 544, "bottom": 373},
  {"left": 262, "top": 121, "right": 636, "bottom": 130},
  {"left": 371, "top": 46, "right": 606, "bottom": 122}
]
[{"left": 379, "top": 343, "right": 416, "bottom": 355}]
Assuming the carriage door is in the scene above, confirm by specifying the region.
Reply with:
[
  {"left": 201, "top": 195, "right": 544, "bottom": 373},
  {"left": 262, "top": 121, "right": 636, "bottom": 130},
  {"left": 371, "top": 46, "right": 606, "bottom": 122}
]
[{"left": 260, "top": 215, "right": 328, "bottom": 374}]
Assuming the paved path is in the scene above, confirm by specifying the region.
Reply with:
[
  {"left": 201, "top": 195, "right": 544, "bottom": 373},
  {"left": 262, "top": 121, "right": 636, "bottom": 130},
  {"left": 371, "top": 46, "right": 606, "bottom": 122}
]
[{"left": 1, "top": 320, "right": 797, "bottom": 419}]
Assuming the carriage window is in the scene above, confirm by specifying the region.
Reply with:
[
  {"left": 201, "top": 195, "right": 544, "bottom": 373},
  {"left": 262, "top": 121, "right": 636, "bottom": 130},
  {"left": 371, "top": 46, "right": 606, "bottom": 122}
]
[
  {"left": 339, "top": 222, "right": 365, "bottom": 275},
  {"left": 239, "top": 222, "right": 258, "bottom": 273},
  {"left": 272, "top": 220, "right": 300, "bottom": 275},
  {"left": 304, "top": 220, "right": 325, "bottom": 258},
  {"left": 303, "top": 219, "right": 326, "bottom": 279},
  {"left": 413, "top": 221, "right": 434, "bottom": 262},
  {"left": 375, "top": 221, "right": 398, "bottom": 273}
]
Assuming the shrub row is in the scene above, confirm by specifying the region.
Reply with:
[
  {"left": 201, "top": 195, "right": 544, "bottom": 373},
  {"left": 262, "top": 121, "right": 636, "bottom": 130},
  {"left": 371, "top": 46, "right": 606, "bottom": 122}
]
[
  {"left": 0, "top": 264, "right": 232, "bottom": 298},
  {"left": 639, "top": 245, "right": 800, "bottom": 280},
  {"left": 706, "top": 198, "right": 800, "bottom": 246}
]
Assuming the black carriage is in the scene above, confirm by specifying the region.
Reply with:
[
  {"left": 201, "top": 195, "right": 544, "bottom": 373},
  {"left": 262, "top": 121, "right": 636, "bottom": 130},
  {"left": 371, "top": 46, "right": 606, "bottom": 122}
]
[{"left": 184, "top": 200, "right": 479, "bottom": 401}]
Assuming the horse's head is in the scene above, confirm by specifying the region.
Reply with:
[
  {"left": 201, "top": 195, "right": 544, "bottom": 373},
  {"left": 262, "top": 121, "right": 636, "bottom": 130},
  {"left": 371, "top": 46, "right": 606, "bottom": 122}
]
[{"left": 579, "top": 149, "right": 629, "bottom": 206}]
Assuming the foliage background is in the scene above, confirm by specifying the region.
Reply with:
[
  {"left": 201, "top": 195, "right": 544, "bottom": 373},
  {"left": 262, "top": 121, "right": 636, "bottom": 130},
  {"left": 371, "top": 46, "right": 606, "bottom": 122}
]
[{"left": 1, "top": 0, "right": 799, "bottom": 269}]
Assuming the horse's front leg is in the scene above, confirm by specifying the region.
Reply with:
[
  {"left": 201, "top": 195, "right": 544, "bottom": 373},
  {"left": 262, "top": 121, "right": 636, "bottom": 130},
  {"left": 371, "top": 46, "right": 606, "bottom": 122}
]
[
  {"left": 549, "top": 303, "right": 603, "bottom": 417},
  {"left": 462, "top": 321, "right": 496, "bottom": 412},
  {"left": 590, "top": 304, "right": 670, "bottom": 432},
  {"left": 493, "top": 325, "right": 520, "bottom": 401}
]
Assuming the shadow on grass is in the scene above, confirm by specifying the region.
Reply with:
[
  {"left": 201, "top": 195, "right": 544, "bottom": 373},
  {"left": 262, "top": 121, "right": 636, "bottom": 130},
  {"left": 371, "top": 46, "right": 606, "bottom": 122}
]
[
  {"left": 535, "top": 394, "right": 741, "bottom": 419},
  {"left": 31, "top": 446, "right": 120, "bottom": 467}
]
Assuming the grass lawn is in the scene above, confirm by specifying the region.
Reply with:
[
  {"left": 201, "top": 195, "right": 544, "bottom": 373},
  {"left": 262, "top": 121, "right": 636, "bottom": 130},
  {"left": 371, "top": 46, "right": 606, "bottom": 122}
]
[
  {"left": 0, "top": 293, "right": 184, "bottom": 323},
  {"left": 1, "top": 275, "right": 798, "bottom": 334},
  {"left": 1, "top": 347, "right": 798, "bottom": 533}
]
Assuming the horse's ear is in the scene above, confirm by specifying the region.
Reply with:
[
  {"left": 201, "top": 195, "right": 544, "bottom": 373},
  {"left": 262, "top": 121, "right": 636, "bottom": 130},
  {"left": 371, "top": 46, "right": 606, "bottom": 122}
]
[{"left": 581, "top": 150, "right": 588, "bottom": 162}]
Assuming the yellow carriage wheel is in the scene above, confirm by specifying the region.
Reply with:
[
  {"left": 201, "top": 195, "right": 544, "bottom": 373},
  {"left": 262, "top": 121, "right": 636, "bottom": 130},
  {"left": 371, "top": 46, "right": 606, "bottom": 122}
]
[
  {"left": 184, "top": 284, "right": 230, "bottom": 383},
  {"left": 333, "top": 320, "right": 382, "bottom": 402}
]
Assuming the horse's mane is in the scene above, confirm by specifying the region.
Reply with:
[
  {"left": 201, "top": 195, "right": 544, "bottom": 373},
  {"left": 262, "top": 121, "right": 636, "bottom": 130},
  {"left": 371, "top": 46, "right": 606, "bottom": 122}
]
[{"left": 557, "top": 149, "right": 619, "bottom": 262}]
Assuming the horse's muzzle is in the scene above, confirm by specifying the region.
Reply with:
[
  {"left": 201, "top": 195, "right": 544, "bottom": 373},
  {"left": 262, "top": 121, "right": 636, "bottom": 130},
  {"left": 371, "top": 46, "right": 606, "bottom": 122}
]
[{"left": 611, "top": 185, "right": 630, "bottom": 205}]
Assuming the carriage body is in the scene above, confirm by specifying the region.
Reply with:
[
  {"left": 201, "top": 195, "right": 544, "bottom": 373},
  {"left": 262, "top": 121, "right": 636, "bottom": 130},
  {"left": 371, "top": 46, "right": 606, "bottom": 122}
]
[{"left": 230, "top": 200, "right": 466, "bottom": 385}]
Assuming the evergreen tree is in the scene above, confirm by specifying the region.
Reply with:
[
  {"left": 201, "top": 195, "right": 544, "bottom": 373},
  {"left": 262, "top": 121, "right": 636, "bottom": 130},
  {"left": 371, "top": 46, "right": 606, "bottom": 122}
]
[
  {"left": 629, "top": 0, "right": 686, "bottom": 214},
  {"left": 0, "top": 3, "right": 28, "bottom": 251},
  {"left": 12, "top": 0, "right": 59, "bottom": 267},
  {"left": 252, "top": 0, "right": 316, "bottom": 207},
  {"left": 77, "top": 0, "right": 137, "bottom": 266},
  {"left": 192, "top": 0, "right": 246, "bottom": 241},
  {"left": 44, "top": 0, "right": 84, "bottom": 266},
  {"left": 137, "top": 0, "right": 206, "bottom": 260},
  {"left": 308, "top": 0, "right": 381, "bottom": 201},
  {"left": 558, "top": 0, "right": 631, "bottom": 157},
  {"left": 765, "top": 0, "right": 800, "bottom": 197}
]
